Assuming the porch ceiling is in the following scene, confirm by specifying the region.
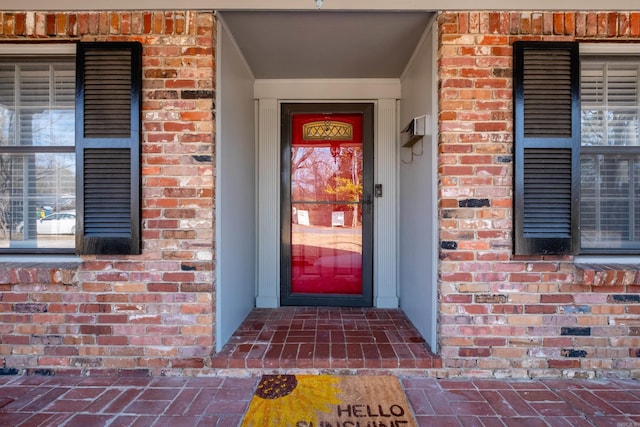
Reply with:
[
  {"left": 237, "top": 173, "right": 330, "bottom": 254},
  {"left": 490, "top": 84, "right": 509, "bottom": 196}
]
[{"left": 220, "top": 11, "right": 434, "bottom": 79}]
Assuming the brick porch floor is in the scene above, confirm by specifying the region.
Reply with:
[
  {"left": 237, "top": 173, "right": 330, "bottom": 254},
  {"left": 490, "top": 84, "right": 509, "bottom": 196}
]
[
  {"left": 0, "top": 374, "right": 639, "bottom": 426},
  {"left": 211, "top": 307, "right": 441, "bottom": 371}
]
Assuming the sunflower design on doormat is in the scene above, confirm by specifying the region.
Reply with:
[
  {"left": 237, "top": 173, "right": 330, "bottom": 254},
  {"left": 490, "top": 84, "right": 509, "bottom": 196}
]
[{"left": 241, "top": 374, "right": 342, "bottom": 427}]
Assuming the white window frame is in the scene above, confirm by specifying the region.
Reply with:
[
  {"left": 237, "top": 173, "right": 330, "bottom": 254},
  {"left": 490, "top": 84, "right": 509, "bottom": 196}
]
[{"left": 0, "top": 44, "right": 77, "bottom": 254}]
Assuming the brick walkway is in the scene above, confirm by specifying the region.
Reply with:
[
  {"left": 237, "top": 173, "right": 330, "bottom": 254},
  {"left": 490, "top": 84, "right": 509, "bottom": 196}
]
[{"left": 0, "top": 375, "right": 639, "bottom": 426}]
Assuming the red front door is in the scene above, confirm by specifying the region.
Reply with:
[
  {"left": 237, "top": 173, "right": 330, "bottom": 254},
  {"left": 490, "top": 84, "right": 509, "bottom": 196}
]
[{"left": 281, "top": 104, "right": 373, "bottom": 307}]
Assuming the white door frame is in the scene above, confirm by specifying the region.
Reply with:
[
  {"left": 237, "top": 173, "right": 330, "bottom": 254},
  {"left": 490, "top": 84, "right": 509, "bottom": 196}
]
[{"left": 254, "top": 79, "right": 401, "bottom": 308}]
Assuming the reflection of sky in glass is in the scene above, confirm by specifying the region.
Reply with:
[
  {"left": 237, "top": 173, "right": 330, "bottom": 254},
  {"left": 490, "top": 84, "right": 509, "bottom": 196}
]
[
  {"left": 25, "top": 110, "right": 75, "bottom": 147},
  {"left": 33, "top": 152, "right": 76, "bottom": 178},
  {"left": 0, "top": 109, "right": 74, "bottom": 147}
]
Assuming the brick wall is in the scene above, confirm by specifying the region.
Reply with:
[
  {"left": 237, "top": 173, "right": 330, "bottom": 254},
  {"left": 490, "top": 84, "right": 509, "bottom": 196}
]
[
  {"left": 438, "top": 11, "right": 640, "bottom": 379},
  {"left": 0, "top": 11, "right": 216, "bottom": 375}
]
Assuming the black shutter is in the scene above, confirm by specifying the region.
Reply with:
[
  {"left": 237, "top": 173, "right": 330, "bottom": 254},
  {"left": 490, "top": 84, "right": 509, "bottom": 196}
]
[
  {"left": 513, "top": 41, "right": 580, "bottom": 255},
  {"left": 75, "top": 42, "right": 142, "bottom": 255}
]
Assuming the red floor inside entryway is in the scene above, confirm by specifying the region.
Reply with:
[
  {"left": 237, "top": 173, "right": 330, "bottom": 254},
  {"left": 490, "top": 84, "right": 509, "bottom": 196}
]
[{"left": 211, "top": 307, "right": 441, "bottom": 371}]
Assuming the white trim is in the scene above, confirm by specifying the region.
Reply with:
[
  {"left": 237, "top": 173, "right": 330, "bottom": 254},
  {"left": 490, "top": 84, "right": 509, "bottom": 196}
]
[
  {"left": 254, "top": 79, "right": 401, "bottom": 100},
  {"left": 255, "top": 97, "right": 280, "bottom": 308},
  {"left": 7, "top": 1, "right": 637, "bottom": 11},
  {"left": 254, "top": 98, "right": 260, "bottom": 300},
  {"left": 375, "top": 98, "right": 399, "bottom": 308},
  {"left": 580, "top": 43, "right": 640, "bottom": 56},
  {"left": 0, "top": 44, "right": 76, "bottom": 55}
]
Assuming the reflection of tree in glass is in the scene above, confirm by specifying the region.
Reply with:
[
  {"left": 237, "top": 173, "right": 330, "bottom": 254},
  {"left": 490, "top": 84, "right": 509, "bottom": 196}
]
[
  {"left": 292, "top": 146, "right": 362, "bottom": 195},
  {"left": 325, "top": 148, "right": 362, "bottom": 200},
  {"left": 0, "top": 105, "right": 11, "bottom": 237},
  {"left": 36, "top": 154, "right": 75, "bottom": 198},
  {"left": 291, "top": 146, "right": 335, "bottom": 202},
  {"left": 325, "top": 147, "right": 363, "bottom": 227},
  {"left": 0, "top": 154, "right": 10, "bottom": 238}
]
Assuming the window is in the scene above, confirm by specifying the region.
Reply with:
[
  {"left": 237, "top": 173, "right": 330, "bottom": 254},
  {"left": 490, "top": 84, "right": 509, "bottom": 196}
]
[
  {"left": 0, "top": 42, "right": 142, "bottom": 255},
  {"left": 580, "top": 56, "right": 640, "bottom": 252},
  {"left": 0, "top": 51, "right": 76, "bottom": 252},
  {"left": 514, "top": 42, "right": 640, "bottom": 256}
]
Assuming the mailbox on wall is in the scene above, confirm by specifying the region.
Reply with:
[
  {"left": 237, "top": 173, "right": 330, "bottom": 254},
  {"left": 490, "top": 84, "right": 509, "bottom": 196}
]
[{"left": 401, "top": 115, "right": 430, "bottom": 147}]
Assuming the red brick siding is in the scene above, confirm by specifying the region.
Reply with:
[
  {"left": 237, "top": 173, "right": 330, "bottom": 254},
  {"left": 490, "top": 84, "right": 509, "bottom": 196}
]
[
  {"left": 439, "top": 11, "right": 640, "bottom": 378},
  {"left": 2, "top": 9, "right": 639, "bottom": 379},
  {"left": 0, "top": 11, "right": 215, "bottom": 375}
]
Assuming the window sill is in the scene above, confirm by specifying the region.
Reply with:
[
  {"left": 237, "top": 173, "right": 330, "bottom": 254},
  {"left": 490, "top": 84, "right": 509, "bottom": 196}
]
[
  {"left": 0, "top": 255, "right": 81, "bottom": 286},
  {"left": 575, "top": 262, "right": 640, "bottom": 287}
]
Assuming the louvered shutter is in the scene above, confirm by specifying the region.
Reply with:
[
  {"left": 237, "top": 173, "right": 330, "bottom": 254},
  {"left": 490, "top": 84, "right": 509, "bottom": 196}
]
[
  {"left": 75, "top": 42, "right": 142, "bottom": 255},
  {"left": 513, "top": 41, "right": 580, "bottom": 255}
]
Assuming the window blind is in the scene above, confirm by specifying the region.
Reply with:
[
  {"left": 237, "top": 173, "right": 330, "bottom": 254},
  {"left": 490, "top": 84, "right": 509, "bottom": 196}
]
[
  {"left": 0, "top": 60, "right": 74, "bottom": 147},
  {"left": 581, "top": 59, "right": 640, "bottom": 147}
]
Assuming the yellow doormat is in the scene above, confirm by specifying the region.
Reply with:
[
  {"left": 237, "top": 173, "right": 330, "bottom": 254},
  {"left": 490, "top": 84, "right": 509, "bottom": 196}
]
[{"left": 241, "top": 374, "right": 418, "bottom": 427}]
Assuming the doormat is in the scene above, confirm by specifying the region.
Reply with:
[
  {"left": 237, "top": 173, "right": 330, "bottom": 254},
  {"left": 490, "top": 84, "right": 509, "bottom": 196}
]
[{"left": 241, "top": 375, "right": 417, "bottom": 427}]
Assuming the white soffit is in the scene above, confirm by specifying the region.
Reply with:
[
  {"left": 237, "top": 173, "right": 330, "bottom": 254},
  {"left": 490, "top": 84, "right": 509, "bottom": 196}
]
[
  {"left": 222, "top": 11, "right": 432, "bottom": 79},
  {"left": 6, "top": 0, "right": 638, "bottom": 10}
]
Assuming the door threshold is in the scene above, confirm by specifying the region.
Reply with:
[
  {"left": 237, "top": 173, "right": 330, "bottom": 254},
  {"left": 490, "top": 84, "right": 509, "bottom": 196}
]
[{"left": 211, "top": 307, "right": 441, "bottom": 372}]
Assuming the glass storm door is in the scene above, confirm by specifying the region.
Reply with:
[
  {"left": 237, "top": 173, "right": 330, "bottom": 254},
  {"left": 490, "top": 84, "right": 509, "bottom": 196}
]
[{"left": 281, "top": 104, "right": 373, "bottom": 307}]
